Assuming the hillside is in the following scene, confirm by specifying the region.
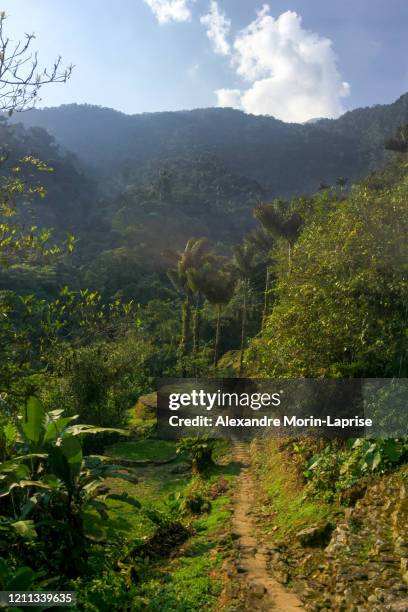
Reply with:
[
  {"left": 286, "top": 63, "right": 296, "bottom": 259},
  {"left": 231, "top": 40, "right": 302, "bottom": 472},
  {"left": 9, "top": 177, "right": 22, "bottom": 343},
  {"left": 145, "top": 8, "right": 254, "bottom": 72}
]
[{"left": 11, "top": 92, "right": 408, "bottom": 196}]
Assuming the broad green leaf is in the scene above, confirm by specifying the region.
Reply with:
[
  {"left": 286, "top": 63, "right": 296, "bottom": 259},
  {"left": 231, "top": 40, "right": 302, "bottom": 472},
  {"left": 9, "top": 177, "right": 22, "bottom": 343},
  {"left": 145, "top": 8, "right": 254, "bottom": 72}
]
[
  {"left": 43, "top": 416, "right": 76, "bottom": 443},
  {"left": 11, "top": 520, "right": 37, "bottom": 540},
  {"left": 7, "top": 566, "right": 38, "bottom": 590},
  {"left": 371, "top": 451, "right": 382, "bottom": 471},
  {"left": 48, "top": 446, "right": 71, "bottom": 490},
  {"left": 21, "top": 397, "right": 45, "bottom": 444},
  {"left": 383, "top": 439, "right": 403, "bottom": 463},
  {"left": 105, "top": 492, "right": 141, "bottom": 509},
  {"left": 0, "top": 454, "right": 47, "bottom": 473},
  {"left": 61, "top": 436, "right": 82, "bottom": 481},
  {"left": 88, "top": 498, "right": 109, "bottom": 520},
  {"left": 0, "top": 480, "right": 54, "bottom": 497},
  {"left": 65, "top": 424, "right": 128, "bottom": 437},
  {"left": 47, "top": 409, "right": 65, "bottom": 420}
]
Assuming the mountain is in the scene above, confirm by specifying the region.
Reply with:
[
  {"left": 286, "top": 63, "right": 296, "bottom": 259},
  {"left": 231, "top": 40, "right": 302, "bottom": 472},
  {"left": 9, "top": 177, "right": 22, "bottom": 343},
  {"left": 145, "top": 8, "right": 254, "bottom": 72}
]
[
  {"left": 3, "top": 92, "right": 408, "bottom": 301},
  {"left": 10, "top": 92, "right": 408, "bottom": 197}
]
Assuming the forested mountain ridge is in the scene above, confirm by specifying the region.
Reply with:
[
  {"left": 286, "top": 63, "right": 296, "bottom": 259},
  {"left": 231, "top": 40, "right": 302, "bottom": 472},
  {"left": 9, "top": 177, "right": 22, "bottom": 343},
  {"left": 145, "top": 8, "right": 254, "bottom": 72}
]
[
  {"left": 0, "top": 117, "right": 265, "bottom": 302},
  {"left": 0, "top": 116, "right": 97, "bottom": 235},
  {"left": 3, "top": 91, "right": 408, "bottom": 303},
  {"left": 10, "top": 92, "right": 408, "bottom": 196}
]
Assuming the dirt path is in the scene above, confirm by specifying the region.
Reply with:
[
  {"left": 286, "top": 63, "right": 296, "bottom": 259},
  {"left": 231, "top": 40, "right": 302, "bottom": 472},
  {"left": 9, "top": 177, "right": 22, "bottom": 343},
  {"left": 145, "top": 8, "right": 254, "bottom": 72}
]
[{"left": 230, "top": 442, "right": 304, "bottom": 611}]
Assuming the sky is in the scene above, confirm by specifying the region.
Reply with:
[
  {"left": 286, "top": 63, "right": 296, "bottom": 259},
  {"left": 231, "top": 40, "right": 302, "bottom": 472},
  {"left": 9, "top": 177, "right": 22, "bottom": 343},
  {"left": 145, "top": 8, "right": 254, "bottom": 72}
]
[{"left": 1, "top": 0, "right": 408, "bottom": 122}]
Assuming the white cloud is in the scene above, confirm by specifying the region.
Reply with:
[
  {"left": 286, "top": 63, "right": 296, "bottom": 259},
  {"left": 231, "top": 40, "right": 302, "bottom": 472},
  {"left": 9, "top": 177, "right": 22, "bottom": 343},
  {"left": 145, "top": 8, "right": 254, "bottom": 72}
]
[
  {"left": 200, "top": 0, "right": 231, "bottom": 56},
  {"left": 204, "top": 3, "right": 350, "bottom": 122},
  {"left": 215, "top": 88, "right": 242, "bottom": 107},
  {"left": 144, "top": 0, "right": 193, "bottom": 24}
]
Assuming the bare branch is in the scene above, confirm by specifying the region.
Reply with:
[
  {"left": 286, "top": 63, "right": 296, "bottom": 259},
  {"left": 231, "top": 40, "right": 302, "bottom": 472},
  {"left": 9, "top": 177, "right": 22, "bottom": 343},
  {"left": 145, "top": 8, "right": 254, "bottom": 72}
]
[{"left": 0, "top": 12, "right": 73, "bottom": 114}]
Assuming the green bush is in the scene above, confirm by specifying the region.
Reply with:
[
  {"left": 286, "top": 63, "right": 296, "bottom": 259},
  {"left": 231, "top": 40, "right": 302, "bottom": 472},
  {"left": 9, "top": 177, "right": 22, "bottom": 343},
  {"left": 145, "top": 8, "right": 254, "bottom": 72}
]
[{"left": 303, "top": 438, "right": 408, "bottom": 499}]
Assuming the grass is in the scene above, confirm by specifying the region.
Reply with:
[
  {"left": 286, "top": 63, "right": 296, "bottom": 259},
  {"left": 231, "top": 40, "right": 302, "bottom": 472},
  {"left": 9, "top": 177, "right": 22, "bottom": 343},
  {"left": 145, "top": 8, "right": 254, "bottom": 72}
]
[
  {"left": 84, "top": 459, "right": 190, "bottom": 541},
  {"left": 127, "top": 405, "right": 156, "bottom": 432},
  {"left": 133, "top": 464, "right": 235, "bottom": 612},
  {"left": 105, "top": 438, "right": 177, "bottom": 462},
  {"left": 84, "top": 429, "right": 237, "bottom": 611},
  {"left": 253, "top": 439, "right": 333, "bottom": 538},
  {"left": 134, "top": 552, "right": 223, "bottom": 611}
]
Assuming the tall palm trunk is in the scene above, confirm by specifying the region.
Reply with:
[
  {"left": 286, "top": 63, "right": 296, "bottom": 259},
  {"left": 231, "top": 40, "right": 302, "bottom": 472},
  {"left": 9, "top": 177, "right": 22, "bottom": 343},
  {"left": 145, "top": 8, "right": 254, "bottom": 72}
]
[
  {"left": 262, "top": 266, "right": 270, "bottom": 329},
  {"left": 214, "top": 304, "right": 222, "bottom": 367},
  {"left": 239, "top": 281, "right": 248, "bottom": 376},
  {"left": 192, "top": 293, "right": 202, "bottom": 359},
  {"left": 288, "top": 241, "right": 293, "bottom": 276},
  {"left": 179, "top": 291, "right": 192, "bottom": 373}
]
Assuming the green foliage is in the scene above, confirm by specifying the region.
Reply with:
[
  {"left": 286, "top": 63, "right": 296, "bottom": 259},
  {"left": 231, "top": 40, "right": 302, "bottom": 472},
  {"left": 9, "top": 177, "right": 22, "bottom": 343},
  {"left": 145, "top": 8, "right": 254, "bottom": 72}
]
[
  {"left": 14, "top": 94, "right": 408, "bottom": 200},
  {"left": 303, "top": 438, "right": 408, "bottom": 498},
  {"left": 180, "top": 478, "right": 211, "bottom": 515},
  {"left": 385, "top": 124, "right": 408, "bottom": 153},
  {"left": 106, "top": 439, "right": 177, "bottom": 462},
  {"left": 253, "top": 440, "right": 332, "bottom": 537},
  {"left": 176, "top": 437, "right": 217, "bottom": 475},
  {"left": 0, "top": 558, "right": 43, "bottom": 592},
  {"left": 249, "top": 156, "right": 408, "bottom": 377},
  {"left": 0, "top": 397, "right": 139, "bottom": 577}
]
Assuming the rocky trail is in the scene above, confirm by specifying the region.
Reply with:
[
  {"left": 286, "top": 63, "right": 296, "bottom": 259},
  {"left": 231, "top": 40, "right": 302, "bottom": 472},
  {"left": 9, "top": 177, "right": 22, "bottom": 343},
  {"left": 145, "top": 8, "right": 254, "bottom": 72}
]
[
  {"left": 222, "top": 442, "right": 408, "bottom": 612},
  {"left": 224, "top": 442, "right": 304, "bottom": 611}
]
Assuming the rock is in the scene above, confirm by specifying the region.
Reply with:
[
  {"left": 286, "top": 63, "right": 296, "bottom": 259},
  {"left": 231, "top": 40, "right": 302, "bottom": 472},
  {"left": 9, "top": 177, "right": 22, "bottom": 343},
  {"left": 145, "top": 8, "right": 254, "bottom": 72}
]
[
  {"left": 236, "top": 565, "right": 248, "bottom": 573},
  {"left": 275, "top": 571, "right": 289, "bottom": 584},
  {"left": 296, "top": 522, "right": 334, "bottom": 547},
  {"left": 340, "top": 482, "right": 368, "bottom": 506},
  {"left": 134, "top": 392, "right": 157, "bottom": 419},
  {"left": 170, "top": 462, "right": 191, "bottom": 474},
  {"left": 249, "top": 582, "right": 266, "bottom": 598},
  {"left": 374, "top": 588, "right": 386, "bottom": 602},
  {"left": 386, "top": 601, "right": 408, "bottom": 612},
  {"left": 352, "top": 571, "right": 369, "bottom": 580},
  {"left": 392, "top": 583, "right": 408, "bottom": 593}
]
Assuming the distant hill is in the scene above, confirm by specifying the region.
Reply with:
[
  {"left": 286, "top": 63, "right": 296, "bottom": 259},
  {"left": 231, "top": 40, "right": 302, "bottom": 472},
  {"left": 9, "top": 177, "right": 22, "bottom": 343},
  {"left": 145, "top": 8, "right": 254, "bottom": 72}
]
[
  {"left": 4, "top": 93, "right": 408, "bottom": 301},
  {"left": 10, "top": 93, "right": 408, "bottom": 197}
]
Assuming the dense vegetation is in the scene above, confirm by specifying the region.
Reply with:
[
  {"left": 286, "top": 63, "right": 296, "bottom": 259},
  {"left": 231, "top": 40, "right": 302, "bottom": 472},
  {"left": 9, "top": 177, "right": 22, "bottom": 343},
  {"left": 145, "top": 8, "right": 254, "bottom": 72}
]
[
  {"left": 1, "top": 17, "right": 408, "bottom": 608},
  {"left": 13, "top": 92, "right": 408, "bottom": 197}
]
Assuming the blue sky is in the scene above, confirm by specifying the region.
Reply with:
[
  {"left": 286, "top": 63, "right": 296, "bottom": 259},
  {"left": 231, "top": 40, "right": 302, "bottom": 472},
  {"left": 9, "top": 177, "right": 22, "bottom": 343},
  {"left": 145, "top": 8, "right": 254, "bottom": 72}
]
[{"left": 2, "top": 0, "right": 408, "bottom": 122}]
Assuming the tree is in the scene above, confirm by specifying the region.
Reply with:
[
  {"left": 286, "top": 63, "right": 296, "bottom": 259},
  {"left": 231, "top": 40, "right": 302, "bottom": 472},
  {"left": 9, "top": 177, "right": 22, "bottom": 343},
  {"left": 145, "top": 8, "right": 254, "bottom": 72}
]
[
  {"left": 186, "top": 266, "right": 207, "bottom": 362},
  {"left": 336, "top": 176, "right": 348, "bottom": 192},
  {"left": 247, "top": 227, "right": 275, "bottom": 329},
  {"left": 254, "top": 200, "right": 302, "bottom": 274},
  {"left": 233, "top": 243, "right": 257, "bottom": 376},
  {"left": 249, "top": 162, "right": 408, "bottom": 378},
  {"left": 164, "top": 238, "right": 210, "bottom": 370},
  {"left": 189, "top": 259, "right": 236, "bottom": 367},
  {"left": 0, "top": 12, "right": 72, "bottom": 114}
]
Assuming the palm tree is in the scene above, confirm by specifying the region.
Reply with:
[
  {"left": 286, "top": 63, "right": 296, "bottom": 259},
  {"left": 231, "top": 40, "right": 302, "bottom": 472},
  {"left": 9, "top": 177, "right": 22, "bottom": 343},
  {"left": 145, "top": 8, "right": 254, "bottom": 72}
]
[
  {"left": 163, "top": 238, "right": 210, "bottom": 369},
  {"left": 233, "top": 243, "right": 257, "bottom": 376},
  {"left": 198, "top": 262, "right": 236, "bottom": 367},
  {"left": 336, "top": 176, "right": 348, "bottom": 192},
  {"left": 187, "top": 263, "right": 213, "bottom": 360},
  {"left": 254, "top": 200, "right": 302, "bottom": 274},
  {"left": 166, "top": 265, "right": 192, "bottom": 365},
  {"left": 247, "top": 227, "right": 275, "bottom": 329}
]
